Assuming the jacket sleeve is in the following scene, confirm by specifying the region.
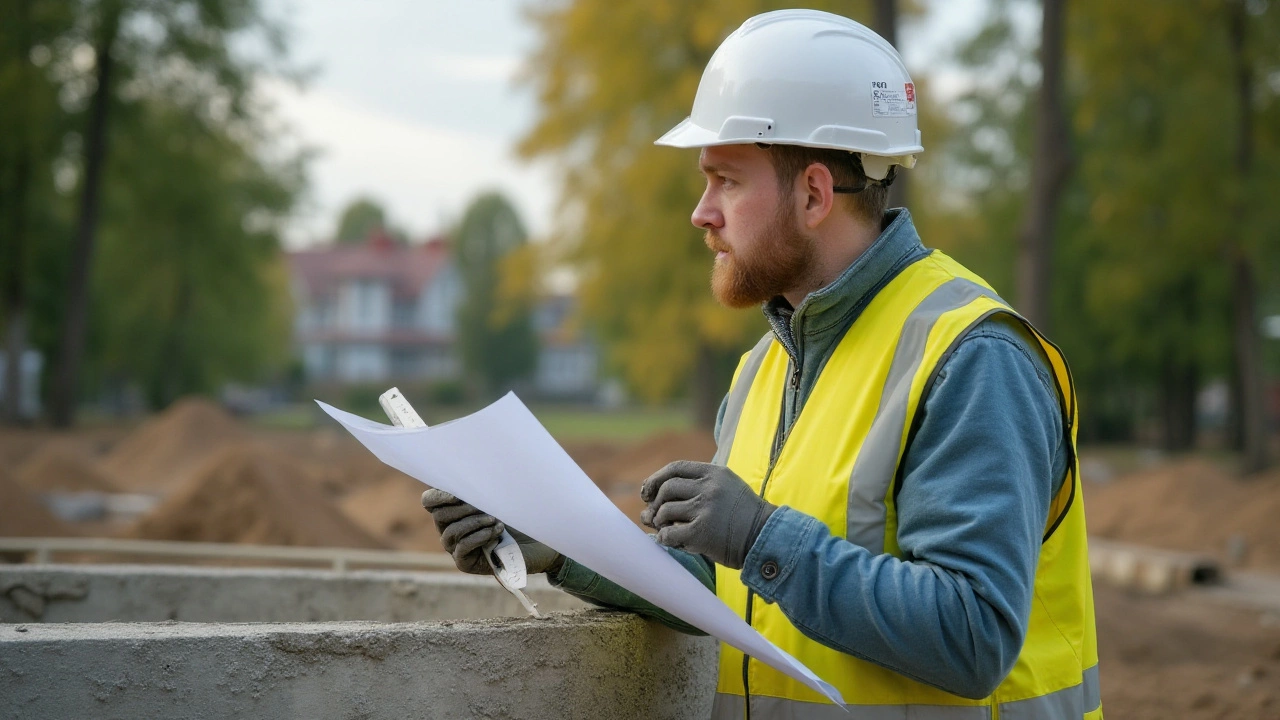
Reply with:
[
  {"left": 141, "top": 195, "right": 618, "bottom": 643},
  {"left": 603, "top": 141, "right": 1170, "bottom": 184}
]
[
  {"left": 738, "top": 316, "right": 1066, "bottom": 699},
  {"left": 549, "top": 546, "right": 716, "bottom": 635},
  {"left": 546, "top": 392, "right": 730, "bottom": 634}
]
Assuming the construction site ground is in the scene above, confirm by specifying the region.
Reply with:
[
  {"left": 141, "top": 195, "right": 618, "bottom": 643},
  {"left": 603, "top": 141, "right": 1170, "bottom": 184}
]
[{"left": 3, "top": 398, "right": 1280, "bottom": 718}]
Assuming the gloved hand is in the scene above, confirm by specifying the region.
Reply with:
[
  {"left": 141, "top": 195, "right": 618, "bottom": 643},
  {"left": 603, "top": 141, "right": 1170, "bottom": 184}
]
[
  {"left": 421, "top": 488, "right": 563, "bottom": 576},
  {"left": 640, "top": 460, "right": 776, "bottom": 570}
]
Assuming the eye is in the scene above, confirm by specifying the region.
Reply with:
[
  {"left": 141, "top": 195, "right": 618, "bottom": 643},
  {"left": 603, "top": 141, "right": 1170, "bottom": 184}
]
[{"left": 719, "top": 176, "right": 737, "bottom": 189}]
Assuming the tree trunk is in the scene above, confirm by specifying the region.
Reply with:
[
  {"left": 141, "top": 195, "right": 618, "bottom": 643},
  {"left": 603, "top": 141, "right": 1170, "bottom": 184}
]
[
  {"left": 1015, "top": 0, "right": 1071, "bottom": 333},
  {"left": 1160, "top": 359, "right": 1197, "bottom": 452},
  {"left": 49, "top": 4, "right": 121, "bottom": 427},
  {"left": 1226, "top": 0, "right": 1268, "bottom": 473},
  {"left": 3, "top": 0, "right": 32, "bottom": 424},
  {"left": 3, "top": 313, "right": 28, "bottom": 422},
  {"left": 1226, "top": 364, "right": 1244, "bottom": 451},
  {"left": 691, "top": 342, "right": 721, "bottom": 432},
  {"left": 154, "top": 268, "right": 193, "bottom": 409},
  {"left": 872, "top": 0, "right": 909, "bottom": 211}
]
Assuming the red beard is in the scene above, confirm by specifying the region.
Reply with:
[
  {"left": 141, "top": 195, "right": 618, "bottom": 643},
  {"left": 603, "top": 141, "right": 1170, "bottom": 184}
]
[{"left": 707, "top": 199, "right": 816, "bottom": 309}]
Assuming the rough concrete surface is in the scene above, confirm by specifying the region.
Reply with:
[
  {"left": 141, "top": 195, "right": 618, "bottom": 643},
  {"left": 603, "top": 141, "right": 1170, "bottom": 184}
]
[
  {"left": 1, "top": 610, "right": 718, "bottom": 720},
  {"left": 0, "top": 565, "right": 586, "bottom": 623}
]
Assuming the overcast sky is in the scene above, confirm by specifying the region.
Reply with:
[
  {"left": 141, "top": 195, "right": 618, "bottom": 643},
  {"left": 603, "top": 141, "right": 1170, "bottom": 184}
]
[{"left": 261, "top": 0, "right": 994, "bottom": 248}]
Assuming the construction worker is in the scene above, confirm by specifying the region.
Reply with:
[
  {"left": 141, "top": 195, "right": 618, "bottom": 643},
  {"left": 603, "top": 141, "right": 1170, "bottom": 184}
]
[{"left": 423, "top": 9, "right": 1100, "bottom": 719}]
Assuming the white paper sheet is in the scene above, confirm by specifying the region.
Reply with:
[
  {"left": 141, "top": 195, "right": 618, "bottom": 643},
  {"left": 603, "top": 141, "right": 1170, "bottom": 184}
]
[{"left": 316, "top": 393, "right": 843, "bottom": 706}]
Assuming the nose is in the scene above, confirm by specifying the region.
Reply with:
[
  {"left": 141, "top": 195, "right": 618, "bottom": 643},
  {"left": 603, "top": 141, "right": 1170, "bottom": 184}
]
[{"left": 691, "top": 187, "right": 723, "bottom": 230}]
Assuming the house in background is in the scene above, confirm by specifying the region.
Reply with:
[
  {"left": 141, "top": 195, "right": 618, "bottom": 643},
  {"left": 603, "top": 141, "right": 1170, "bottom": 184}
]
[{"left": 287, "top": 231, "right": 599, "bottom": 399}]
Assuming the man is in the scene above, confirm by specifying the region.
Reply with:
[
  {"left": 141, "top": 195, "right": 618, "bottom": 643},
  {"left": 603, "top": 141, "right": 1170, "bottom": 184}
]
[{"left": 423, "top": 9, "right": 1101, "bottom": 719}]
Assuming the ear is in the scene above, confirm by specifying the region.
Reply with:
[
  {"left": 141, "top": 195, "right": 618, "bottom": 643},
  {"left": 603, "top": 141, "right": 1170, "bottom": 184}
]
[{"left": 799, "top": 162, "right": 836, "bottom": 229}]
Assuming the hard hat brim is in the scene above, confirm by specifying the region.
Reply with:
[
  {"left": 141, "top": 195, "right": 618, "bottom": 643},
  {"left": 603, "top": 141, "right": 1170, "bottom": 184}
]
[
  {"left": 653, "top": 118, "right": 719, "bottom": 148},
  {"left": 654, "top": 117, "right": 924, "bottom": 162}
]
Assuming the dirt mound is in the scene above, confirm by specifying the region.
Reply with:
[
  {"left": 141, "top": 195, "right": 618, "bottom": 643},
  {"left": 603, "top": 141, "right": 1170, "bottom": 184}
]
[
  {"left": 0, "top": 466, "right": 74, "bottom": 537},
  {"left": 126, "top": 443, "right": 386, "bottom": 549},
  {"left": 1094, "top": 583, "right": 1280, "bottom": 718},
  {"left": 100, "top": 397, "right": 246, "bottom": 493},
  {"left": 587, "top": 430, "right": 717, "bottom": 491},
  {"left": 561, "top": 440, "right": 625, "bottom": 487},
  {"left": 1085, "top": 456, "right": 1280, "bottom": 572},
  {"left": 560, "top": 430, "right": 714, "bottom": 528},
  {"left": 339, "top": 472, "right": 442, "bottom": 552},
  {"left": 15, "top": 440, "right": 119, "bottom": 493}
]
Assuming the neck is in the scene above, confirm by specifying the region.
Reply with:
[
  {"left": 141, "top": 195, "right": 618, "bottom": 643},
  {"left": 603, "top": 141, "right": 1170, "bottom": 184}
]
[{"left": 781, "top": 215, "right": 881, "bottom": 307}]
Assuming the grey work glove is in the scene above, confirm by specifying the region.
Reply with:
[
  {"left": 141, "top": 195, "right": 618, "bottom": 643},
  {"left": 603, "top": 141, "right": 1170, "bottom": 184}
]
[
  {"left": 421, "top": 488, "right": 563, "bottom": 576},
  {"left": 639, "top": 460, "right": 776, "bottom": 570}
]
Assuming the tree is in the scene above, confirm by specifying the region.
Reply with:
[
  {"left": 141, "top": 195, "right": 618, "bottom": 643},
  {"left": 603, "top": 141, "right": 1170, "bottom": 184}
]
[
  {"left": 0, "top": 0, "right": 66, "bottom": 422},
  {"left": 872, "top": 0, "right": 910, "bottom": 211},
  {"left": 1225, "top": 0, "right": 1269, "bottom": 472},
  {"left": 1061, "top": 0, "right": 1280, "bottom": 454},
  {"left": 519, "top": 1, "right": 897, "bottom": 427},
  {"left": 91, "top": 95, "right": 302, "bottom": 408},
  {"left": 335, "top": 196, "right": 389, "bottom": 244},
  {"left": 47, "top": 0, "right": 291, "bottom": 426},
  {"left": 1015, "top": 0, "right": 1071, "bottom": 333},
  {"left": 453, "top": 192, "right": 538, "bottom": 399}
]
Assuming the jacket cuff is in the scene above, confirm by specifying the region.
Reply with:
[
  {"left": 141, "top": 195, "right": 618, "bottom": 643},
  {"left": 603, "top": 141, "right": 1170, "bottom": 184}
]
[
  {"left": 547, "top": 556, "right": 601, "bottom": 595},
  {"left": 741, "top": 506, "right": 824, "bottom": 603}
]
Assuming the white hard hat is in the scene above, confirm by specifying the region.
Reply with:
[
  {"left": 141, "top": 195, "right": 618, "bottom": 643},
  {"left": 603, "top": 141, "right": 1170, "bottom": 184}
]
[{"left": 654, "top": 9, "right": 922, "bottom": 180}]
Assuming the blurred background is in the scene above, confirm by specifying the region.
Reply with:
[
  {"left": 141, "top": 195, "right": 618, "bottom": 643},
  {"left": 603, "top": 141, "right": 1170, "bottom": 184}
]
[{"left": 2, "top": 1, "right": 1279, "bottom": 716}]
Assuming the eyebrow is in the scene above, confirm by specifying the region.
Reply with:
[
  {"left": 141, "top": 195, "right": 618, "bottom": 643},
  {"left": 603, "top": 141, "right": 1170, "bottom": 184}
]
[{"left": 698, "top": 160, "right": 740, "bottom": 175}]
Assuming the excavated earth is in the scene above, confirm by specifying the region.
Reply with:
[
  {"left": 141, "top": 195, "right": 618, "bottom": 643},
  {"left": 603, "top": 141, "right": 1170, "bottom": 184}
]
[{"left": 3, "top": 404, "right": 1280, "bottom": 716}]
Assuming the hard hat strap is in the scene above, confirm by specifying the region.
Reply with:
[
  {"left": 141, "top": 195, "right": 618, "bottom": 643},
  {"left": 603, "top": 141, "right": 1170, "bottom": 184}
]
[{"left": 834, "top": 163, "right": 897, "bottom": 194}]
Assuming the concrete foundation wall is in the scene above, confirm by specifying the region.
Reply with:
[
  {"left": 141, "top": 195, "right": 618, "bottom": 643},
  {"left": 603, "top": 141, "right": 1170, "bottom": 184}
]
[
  {"left": 1, "top": 566, "right": 718, "bottom": 718},
  {"left": 2, "top": 611, "right": 719, "bottom": 719},
  {"left": 0, "top": 565, "right": 586, "bottom": 623}
]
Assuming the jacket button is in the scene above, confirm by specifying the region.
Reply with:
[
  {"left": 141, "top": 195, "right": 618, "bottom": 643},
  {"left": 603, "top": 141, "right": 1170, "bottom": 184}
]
[{"left": 761, "top": 561, "right": 779, "bottom": 580}]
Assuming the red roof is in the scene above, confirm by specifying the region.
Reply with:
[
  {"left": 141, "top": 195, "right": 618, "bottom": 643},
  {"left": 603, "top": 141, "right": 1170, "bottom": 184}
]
[{"left": 288, "top": 230, "right": 452, "bottom": 300}]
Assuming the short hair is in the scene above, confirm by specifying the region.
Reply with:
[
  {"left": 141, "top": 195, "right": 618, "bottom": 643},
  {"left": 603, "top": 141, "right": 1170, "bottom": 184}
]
[{"left": 763, "top": 145, "right": 890, "bottom": 225}]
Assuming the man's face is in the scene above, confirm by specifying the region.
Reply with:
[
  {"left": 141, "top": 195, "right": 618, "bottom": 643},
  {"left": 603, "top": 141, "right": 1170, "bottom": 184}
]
[{"left": 692, "top": 144, "right": 816, "bottom": 308}]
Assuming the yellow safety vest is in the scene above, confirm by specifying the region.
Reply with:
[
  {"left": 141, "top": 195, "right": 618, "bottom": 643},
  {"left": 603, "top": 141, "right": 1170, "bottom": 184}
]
[{"left": 710, "top": 251, "right": 1101, "bottom": 719}]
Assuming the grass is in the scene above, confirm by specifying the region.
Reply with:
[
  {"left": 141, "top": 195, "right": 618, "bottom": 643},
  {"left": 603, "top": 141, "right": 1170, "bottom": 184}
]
[
  {"left": 250, "top": 400, "right": 695, "bottom": 444},
  {"left": 529, "top": 405, "right": 693, "bottom": 443}
]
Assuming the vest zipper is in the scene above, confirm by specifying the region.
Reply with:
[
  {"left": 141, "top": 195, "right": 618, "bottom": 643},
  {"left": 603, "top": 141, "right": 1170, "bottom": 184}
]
[{"left": 743, "top": 357, "right": 796, "bottom": 720}]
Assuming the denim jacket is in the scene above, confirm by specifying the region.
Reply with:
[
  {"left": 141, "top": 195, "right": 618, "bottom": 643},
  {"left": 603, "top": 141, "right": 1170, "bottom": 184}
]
[{"left": 550, "top": 209, "right": 1066, "bottom": 699}]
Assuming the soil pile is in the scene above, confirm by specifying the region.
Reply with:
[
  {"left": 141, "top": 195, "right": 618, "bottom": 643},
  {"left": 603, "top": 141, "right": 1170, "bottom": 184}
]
[
  {"left": 561, "top": 430, "right": 714, "bottom": 527},
  {"left": 1095, "top": 583, "right": 1280, "bottom": 718},
  {"left": 15, "top": 440, "right": 119, "bottom": 493},
  {"left": 339, "top": 472, "right": 443, "bottom": 552},
  {"left": 0, "top": 467, "right": 74, "bottom": 537},
  {"left": 588, "top": 430, "right": 717, "bottom": 491},
  {"left": 126, "top": 444, "right": 386, "bottom": 549},
  {"left": 269, "top": 427, "right": 391, "bottom": 497},
  {"left": 1085, "top": 457, "right": 1280, "bottom": 572},
  {"left": 100, "top": 397, "right": 246, "bottom": 493},
  {"left": 561, "top": 441, "right": 625, "bottom": 489}
]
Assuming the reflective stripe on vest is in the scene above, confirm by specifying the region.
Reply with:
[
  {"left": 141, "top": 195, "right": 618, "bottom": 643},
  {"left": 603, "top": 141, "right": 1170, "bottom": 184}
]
[
  {"left": 712, "top": 250, "right": 1100, "bottom": 718},
  {"left": 844, "top": 278, "right": 1000, "bottom": 554},
  {"left": 710, "top": 665, "right": 1101, "bottom": 719},
  {"left": 712, "top": 331, "right": 774, "bottom": 467},
  {"left": 711, "top": 693, "right": 993, "bottom": 719},
  {"left": 1000, "top": 664, "right": 1102, "bottom": 720}
]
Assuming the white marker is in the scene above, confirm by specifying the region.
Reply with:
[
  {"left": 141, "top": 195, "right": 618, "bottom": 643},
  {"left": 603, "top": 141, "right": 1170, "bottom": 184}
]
[{"left": 378, "top": 387, "right": 541, "bottom": 618}]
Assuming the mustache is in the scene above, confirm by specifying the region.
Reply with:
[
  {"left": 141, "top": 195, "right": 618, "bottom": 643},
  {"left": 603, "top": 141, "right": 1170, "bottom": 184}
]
[{"left": 704, "top": 230, "right": 730, "bottom": 254}]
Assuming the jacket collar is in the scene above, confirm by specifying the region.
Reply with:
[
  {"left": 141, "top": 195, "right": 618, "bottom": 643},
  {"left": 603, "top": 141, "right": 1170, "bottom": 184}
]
[{"left": 764, "top": 208, "right": 926, "bottom": 347}]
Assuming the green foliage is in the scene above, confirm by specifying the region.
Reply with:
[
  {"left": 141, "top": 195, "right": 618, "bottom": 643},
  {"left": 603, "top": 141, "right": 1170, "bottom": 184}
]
[
  {"left": 917, "top": 0, "right": 1280, "bottom": 441},
  {"left": 453, "top": 192, "right": 539, "bottom": 398},
  {"left": 93, "top": 95, "right": 302, "bottom": 408},
  {"left": 911, "top": 0, "right": 1036, "bottom": 298},
  {"left": 334, "top": 197, "right": 389, "bottom": 243},
  {"left": 0, "top": 0, "right": 307, "bottom": 413},
  {"left": 518, "top": 1, "right": 907, "bottom": 403}
]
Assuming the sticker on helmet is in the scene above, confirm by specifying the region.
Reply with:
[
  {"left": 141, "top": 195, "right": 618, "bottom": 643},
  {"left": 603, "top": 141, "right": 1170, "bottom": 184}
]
[{"left": 871, "top": 82, "right": 916, "bottom": 118}]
